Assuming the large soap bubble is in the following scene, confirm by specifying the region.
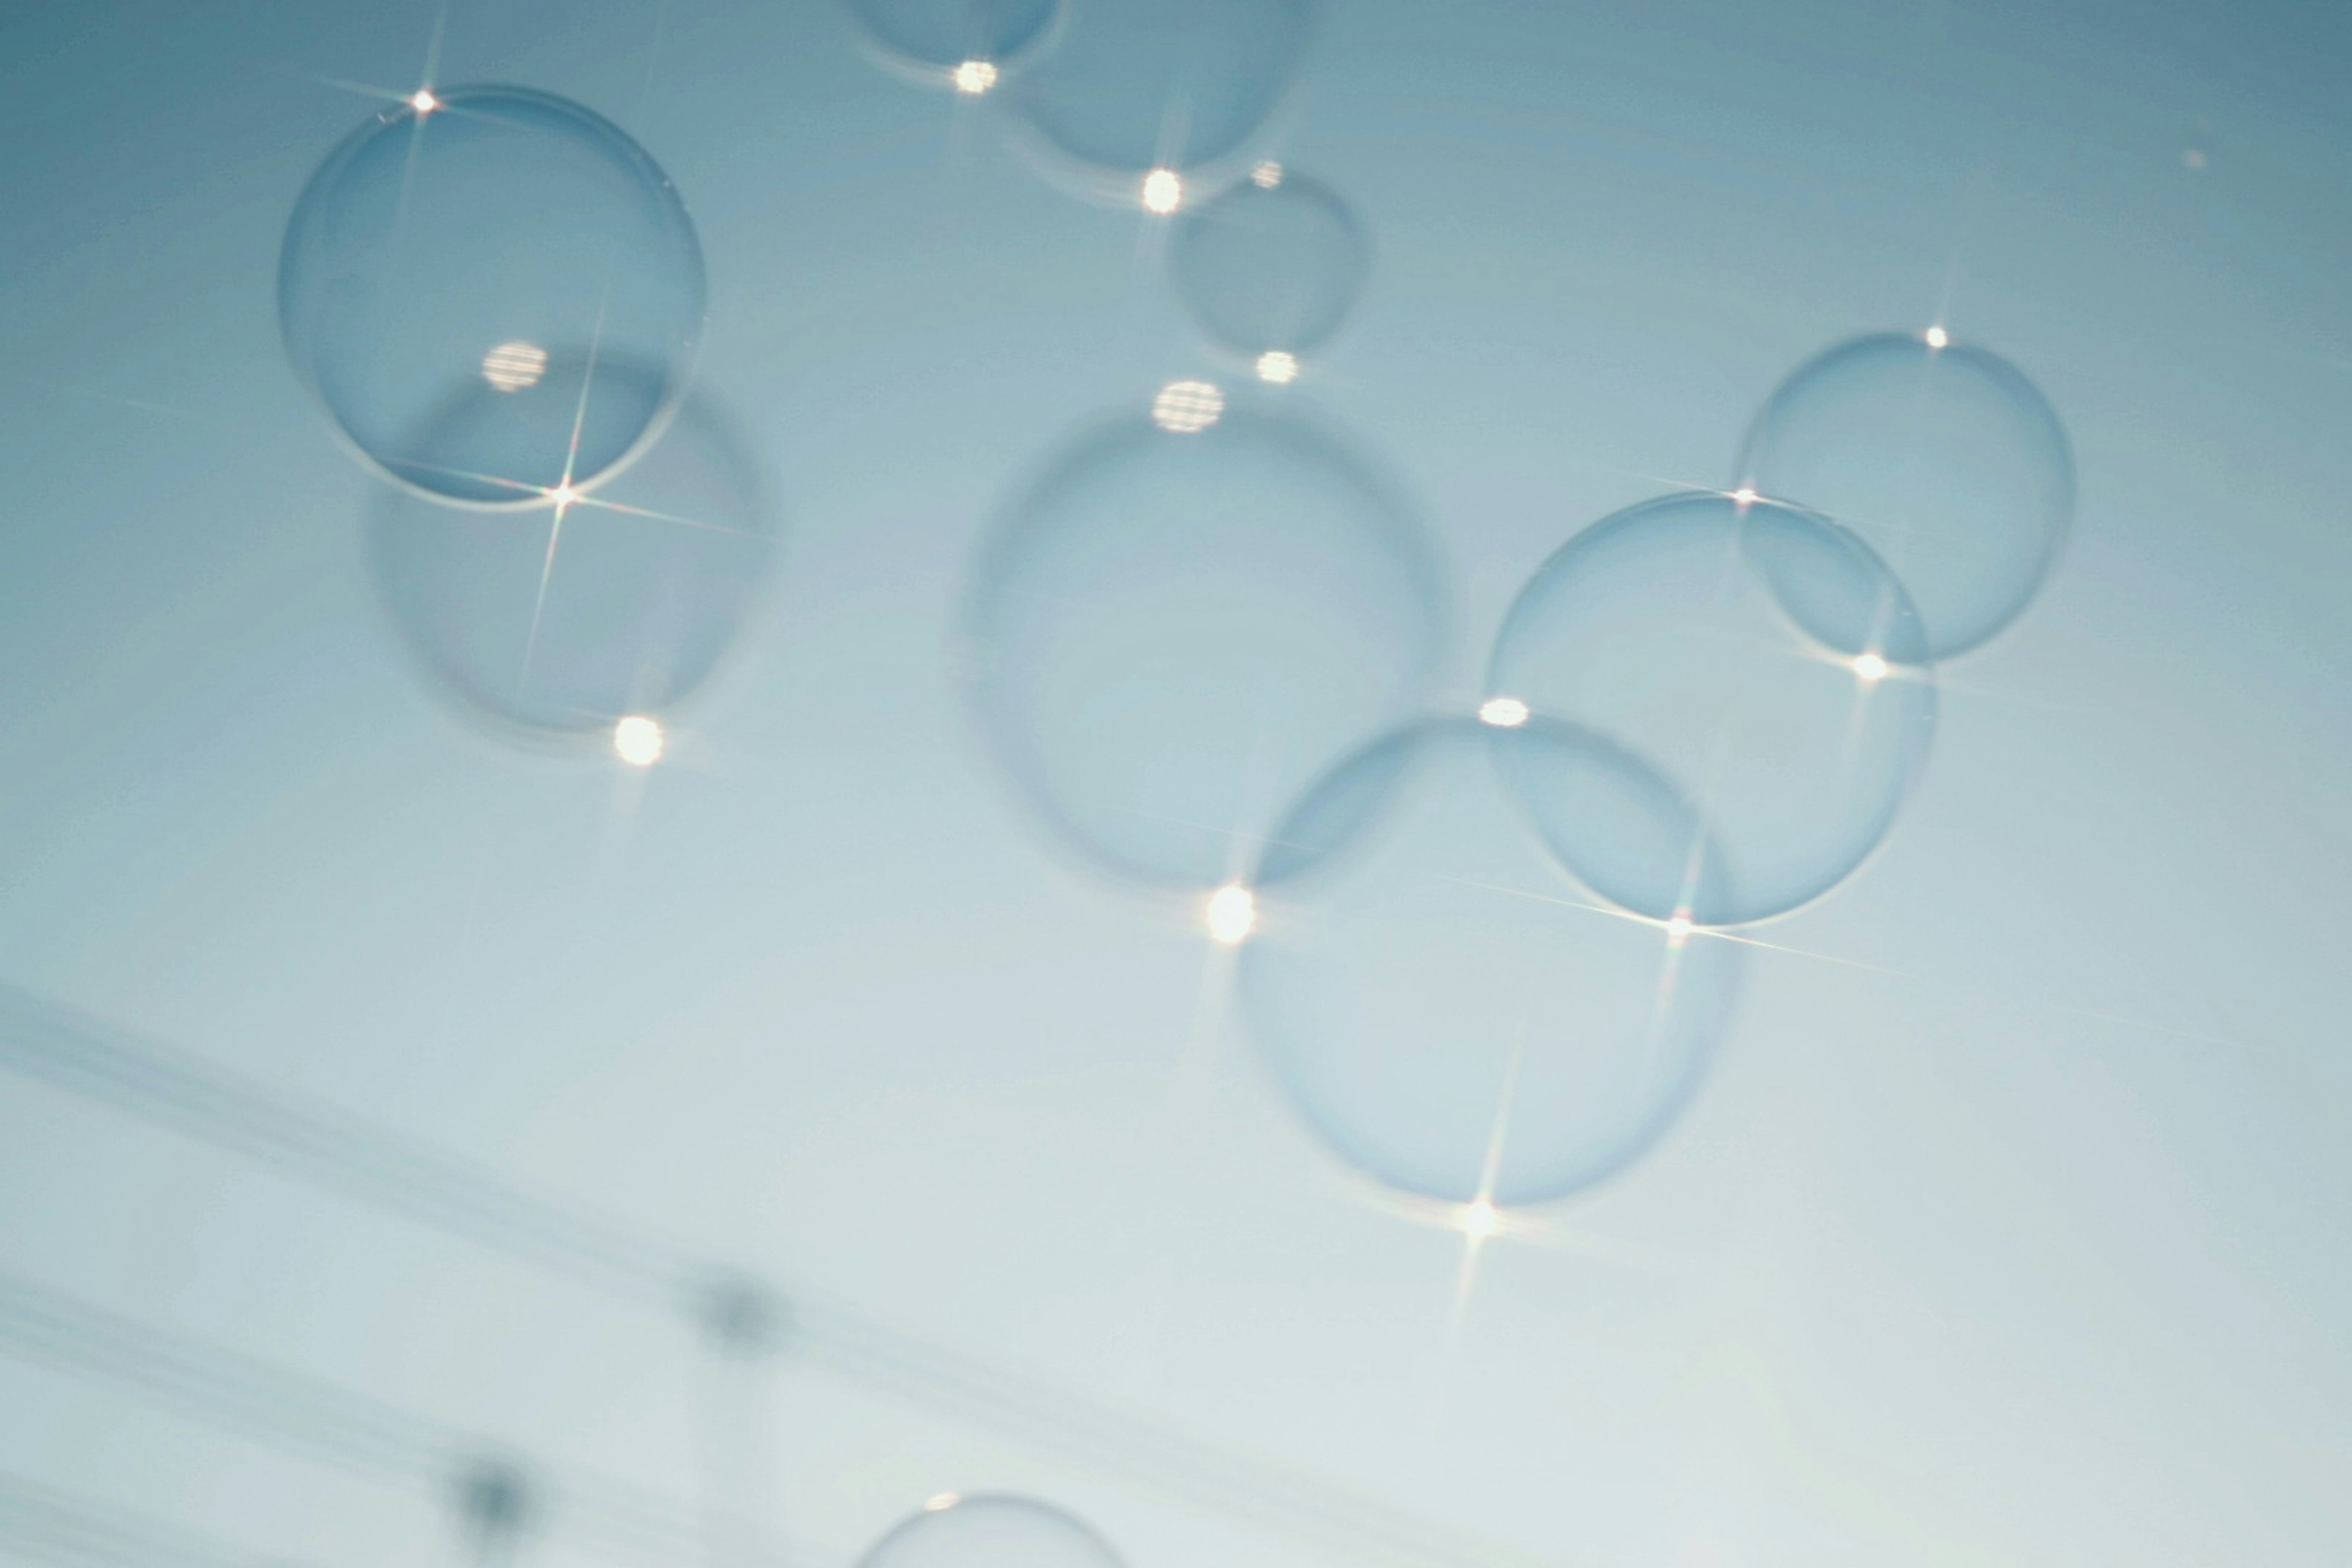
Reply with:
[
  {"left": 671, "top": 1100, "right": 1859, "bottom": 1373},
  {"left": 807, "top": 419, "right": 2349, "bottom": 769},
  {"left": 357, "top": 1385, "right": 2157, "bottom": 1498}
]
[
  {"left": 1003, "top": 0, "right": 1317, "bottom": 193},
  {"left": 1736, "top": 331, "right": 2073, "bottom": 660},
  {"left": 365, "top": 371, "right": 777, "bottom": 747},
  {"left": 1486, "top": 491, "right": 1936, "bottom": 927},
  {"left": 280, "top": 86, "right": 704, "bottom": 506},
  {"left": 1168, "top": 167, "right": 1368, "bottom": 367},
  {"left": 845, "top": 0, "right": 1061, "bottom": 80},
  {"left": 858, "top": 1495, "right": 1122, "bottom": 1568},
  {"left": 961, "top": 389, "right": 1447, "bottom": 890},
  {"left": 1241, "top": 718, "right": 1742, "bottom": 1206}
]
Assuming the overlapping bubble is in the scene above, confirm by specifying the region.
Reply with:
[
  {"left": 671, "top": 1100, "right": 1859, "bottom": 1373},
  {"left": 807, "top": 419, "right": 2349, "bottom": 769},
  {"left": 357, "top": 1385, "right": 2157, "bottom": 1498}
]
[
  {"left": 858, "top": 1495, "right": 1123, "bottom": 1568},
  {"left": 960, "top": 388, "right": 1447, "bottom": 889},
  {"left": 1486, "top": 491, "right": 1936, "bottom": 927},
  {"left": 279, "top": 86, "right": 704, "bottom": 505},
  {"left": 1169, "top": 166, "right": 1369, "bottom": 371},
  {"left": 1241, "top": 718, "right": 1743, "bottom": 1205},
  {"left": 1736, "top": 331, "right": 2074, "bottom": 659},
  {"left": 845, "top": 0, "right": 1062, "bottom": 81}
]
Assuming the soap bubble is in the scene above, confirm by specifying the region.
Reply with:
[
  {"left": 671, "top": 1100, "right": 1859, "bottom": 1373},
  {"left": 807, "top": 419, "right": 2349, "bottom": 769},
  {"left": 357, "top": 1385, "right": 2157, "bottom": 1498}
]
[
  {"left": 845, "top": 0, "right": 1061, "bottom": 80},
  {"left": 858, "top": 1494, "right": 1122, "bottom": 1568},
  {"left": 1736, "top": 331, "right": 2073, "bottom": 659},
  {"left": 1169, "top": 169, "right": 1369, "bottom": 362},
  {"left": 1241, "top": 718, "right": 1742, "bottom": 1205},
  {"left": 1003, "top": 0, "right": 1317, "bottom": 189},
  {"left": 365, "top": 373, "right": 777, "bottom": 745},
  {"left": 280, "top": 85, "right": 704, "bottom": 506},
  {"left": 962, "top": 396, "right": 1447, "bottom": 890},
  {"left": 1486, "top": 491, "right": 1935, "bottom": 926}
]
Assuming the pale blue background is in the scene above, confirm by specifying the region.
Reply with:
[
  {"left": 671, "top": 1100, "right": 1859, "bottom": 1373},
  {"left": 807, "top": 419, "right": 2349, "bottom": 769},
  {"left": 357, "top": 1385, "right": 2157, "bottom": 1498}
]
[{"left": 2, "top": 1, "right": 2349, "bottom": 1564}]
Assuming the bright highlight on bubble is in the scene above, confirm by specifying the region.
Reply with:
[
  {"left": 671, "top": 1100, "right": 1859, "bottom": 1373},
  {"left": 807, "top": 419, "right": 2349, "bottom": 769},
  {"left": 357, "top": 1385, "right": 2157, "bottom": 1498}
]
[
  {"left": 1140, "top": 168, "right": 1183, "bottom": 214},
  {"left": 1251, "top": 160, "right": 1284, "bottom": 189},
  {"left": 1852, "top": 651, "right": 1888, "bottom": 682},
  {"left": 1477, "top": 696, "right": 1529, "bottom": 728},
  {"left": 1151, "top": 379, "right": 1223, "bottom": 432},
  {"left": 921, "top": 1493, "right": 960, "bottom": 1513},
  {"left": 1458, "top": 1199, "right": 1500, "bottom": 1238},
  {"left": 480, "top": 340, "right": 549, "bottom": 393},
  {"left": 1924, "top": 324, "right": 1951, "bottom": 350},
  {"left": 613, "top": 714, "right": 665, "bottom": 766},
  {"left": 1255, "top": 350, "right": 1298, "bottom": 384},
  {"left": 409, "top": 88, "right": 440, "bottom": 115},
  {"left": 1205, "top": 884, "right": 1257, "bottom": 944},
  {"left": 1664, "top": 911, "right": 1694, "bottom": 946},
  {"left": 951, "top": 59, "right": 998, "bottom": 95},
  {"left": 1730, "top": 486, "right": 1757, "bottom": 507}
]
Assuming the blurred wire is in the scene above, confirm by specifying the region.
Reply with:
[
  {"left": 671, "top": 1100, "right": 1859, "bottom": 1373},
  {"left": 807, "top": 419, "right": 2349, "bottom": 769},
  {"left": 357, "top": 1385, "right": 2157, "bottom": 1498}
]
[{"left": 0, "top": 983, "right": 1539, "bottom": 1567}]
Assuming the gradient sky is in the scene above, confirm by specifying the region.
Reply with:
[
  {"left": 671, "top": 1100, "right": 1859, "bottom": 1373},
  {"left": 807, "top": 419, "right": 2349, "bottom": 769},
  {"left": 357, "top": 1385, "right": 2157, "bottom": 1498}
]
[{"left": 2, "top": 2, "right": 2350, "bottom": 1565}]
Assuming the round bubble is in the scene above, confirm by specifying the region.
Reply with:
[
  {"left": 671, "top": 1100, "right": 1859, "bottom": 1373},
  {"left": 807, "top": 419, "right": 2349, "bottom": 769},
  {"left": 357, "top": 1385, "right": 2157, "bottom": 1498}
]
[
  {"left": 962, "top": 395, "right": 1447, "bottom": 890},
  {"left": 845, "top": 0, "right": 1061, "bottom": 75},
  {"left": 1486, "top": 491, "right": 1936, "bottom": 926},
  {"left": 1168, "top": 169, "right": 1368, "bottom": 361},
  {"left": 280, "top": 85, "right": 704, "bottom": 507},
  {"left": 1242, "top": 718, "right": 1742, "bottom": 1206},
  {"left": 858, "top": 1495, "right": 1122, "bottom": 1568},
  {"left": 1736, "top": 332, "right": 2073, "bottom": 660},
  {"left": 366, "top": 371, "right": 777, "bottom": 743},
  {"left": 1003, "top": 0, "right": 1316, "bottom": 180}
]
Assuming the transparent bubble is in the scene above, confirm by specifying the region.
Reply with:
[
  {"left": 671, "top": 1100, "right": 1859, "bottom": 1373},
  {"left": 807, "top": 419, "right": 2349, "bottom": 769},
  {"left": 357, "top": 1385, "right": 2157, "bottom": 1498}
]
[
  {"left": 962, "top": 396, "right": 1447, "bottom": 890},
  {"left": 845, "top": 0, "right": 1061, "bottom": 77},
  {"left": 1168, "top": 170, "right": 1369, "bottom": 361},
  {"left": 366, "top": 374, "right": 777, "bottom": 744},
  {"left": 1003, "top": 0, "right": 1317, "bottom": 183},
  {"left": 1736, "top": 332, "right": 2074, "bottom": 660},
  {"left": 1241, "top": 718, "right": 1742, "bottom": 1206},
  {"left": 858, "top": 1495, "right": 1122, "bottom": 1568},
  {"left": 1485, "top": 492, "right": 1936, "bottom": 926},
  {"left": 280, "top": 86, "right": 704, "bottom": 506}
]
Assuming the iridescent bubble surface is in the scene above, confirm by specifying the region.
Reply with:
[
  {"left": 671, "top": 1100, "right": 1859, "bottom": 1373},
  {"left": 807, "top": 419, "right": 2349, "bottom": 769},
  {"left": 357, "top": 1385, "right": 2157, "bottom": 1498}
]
[
  {"left": 366, "top": 373, "right": 777, "bottom": 742},
  {"left": 1486, "top": 491, "right": 1936, "bottom": 926},
  {"left": 1003, "top": 0, "right": 1316, "bottom": 181},
  {"left": 1169, "top": 169, "right": 1370, "bottom": 360},
  {"left": 962, "top": 395, "right": 1447, "bottom": 889},
  {"left": 1736, "top": 331, "right": 2074, "bottom": 659},
  {"left": 858, "top": 1495, "right": 1123, "bottom": 1568},
  {"left": 279, "top": 85, "right": 705, "bottom": 505},
  {"left": 1242, "top": 718, "right": 1742, "bottom": 1205},
  {"left": 845, "top": 0, "right": 1061, "bottom": 75}
]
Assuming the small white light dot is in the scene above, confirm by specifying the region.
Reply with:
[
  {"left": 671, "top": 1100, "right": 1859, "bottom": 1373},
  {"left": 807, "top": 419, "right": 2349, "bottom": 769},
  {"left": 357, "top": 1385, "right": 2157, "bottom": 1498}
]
[
  {"left": 1251, "top": 160, "right": 1284, "bottom": 189},
  {"left": 1254, "top": 350, "right": 1298, "bottom": 384},
  {"left": 2182, "top": 147, "right": 2206, "bottom": 170},
  {"left": 1924, "top": 325, "right": 1950, "bottom": 350},
  {"left": 1140, "top": 167, "right": 1183, "bottom": 214},
  {"left": 1665, "top": 911, "right": 1694, "bottom": 946},
  {"left": 922, "top": 1493, "right": 961, "bottom": 1514},
  {"left": 1477, "top": 696, "right": 1530, "bottom": 728},
  {"left": 1852, "top": 652, "right": 1889, "bottom": 682},
  {"left": 1152, "top": 379, "right": 1223, "bottom": 433},
  {"left": 1205, "top": 884, "right": 1256, "bottom": 945},
  {"left": 480, "top": 340, "right": 548, "bottom": 393},
  {"left": 613, "top": 714, "right": 665, "bottom": 767},
  {"left": 1730, "top": 485, "right": 1758, "bottom": 507},
  {"left": 951, "top": 59, "right": 997, "bottom": 95},
  {"left": 1460, "top": 1199, "right": 1500, "bottom": 1238},
  {"left": 410, "top": 88, "right": 440, "bottom": 115}
]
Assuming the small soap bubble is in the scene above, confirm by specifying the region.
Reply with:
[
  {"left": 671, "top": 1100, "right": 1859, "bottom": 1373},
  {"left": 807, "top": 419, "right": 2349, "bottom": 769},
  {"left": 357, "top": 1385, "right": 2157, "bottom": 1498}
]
[
  {"left": 1169, "top": 171, "right": 1369, "bottom": 363},
  {"left": 1736, "top": 331, "right": 2073, "bottom": 658},
  {"left": 858, "top": 1494, "right": 1123, "bottom": 1568},
  {"left": 1487, "top": 491, "right": 1936, "bottom": 927},
  {"left": 279, "top": 85, "right": 704, "bottom": 505},
  {"left": 1242, "top": 718, "right": 1741, "bottom": 1205},
  {"left": 962, "top": 400, "right": 1447, "bottom": 890}
]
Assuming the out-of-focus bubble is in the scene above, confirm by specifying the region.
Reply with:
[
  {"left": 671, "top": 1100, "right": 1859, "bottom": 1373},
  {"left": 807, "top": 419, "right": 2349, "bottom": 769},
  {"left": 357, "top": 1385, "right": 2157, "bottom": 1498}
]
[
  {"left": 858, "top": 1494, "right": 1123, "bottom": 1568},
  {"left": 845, "top": 0, "right": 1061, "bottom": 81},
  {"left": 961, "top": 399, "right": 1447, "bottom": 891},
  {"left": 1736, "top": 331, "right": 2074, "bottom": 659},
  {"left": 365, "top": 373, "right": 777, "bottom": 745},
  {"left": 1169, "top": 171, "right": 1368, "bottom": 362},
  {"left": 279, "top": 85, "right": 704, "bottom": 506},
  {"left": 1241, "top": 718, "right": 1741, "bottom": 1205},
  {"left": 1486, "top": 491, "right": 1935, "bottom": 926},
  {"left": 1003, "top": 0, "right": 1316, "bottom": 188}
]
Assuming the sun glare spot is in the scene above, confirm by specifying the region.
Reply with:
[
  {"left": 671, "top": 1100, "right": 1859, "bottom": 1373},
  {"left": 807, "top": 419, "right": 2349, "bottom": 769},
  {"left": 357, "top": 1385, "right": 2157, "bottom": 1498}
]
[
  {"left": 481, "top": 340, "right": 548, "bottom": 393},
  {"left": 1205, "top": 884, "right": 1257, "bottom": 945},
  {"left": 1478, "top": 696, "right": 1530, "bottom": 728},
  {"left": 1152, "top": 379, "right": 1223, "bottom": 433},
  {"left": 1852, "top": 652, "right": 1889, "bottom": 682},
  {"left": 1254, "top": 350, "right": 1298, "bottom": 384},
  {"left": 1251, "top": 160, "right": 1284, "bottom": 189},
  {"left": 548, "top": 480, "right": 580, "bottom": 511},
  {"left": 1140, "top": 167, "right": 1183, "bottom": 214},
  {"left": 951, "top": 59, "right": 997, "bottom": 95},
  {"left": 613, "top": 714, "right": 665, "bottom": 767},
  {"left": 1459, "top": 1199, "right": 1500, "bottom": 1238},
  {"left": 409, "top": 88, "right": 440, "bottom": 116},
  {"left": 1665, "top": 911, "right": 1694, "bottom": 947},
  {"left": 1924, "top": 324, "right": 1950, "bottom": 350},
  {"left": 1730, "top": 485, "right": 1758, "bottom": 507}
]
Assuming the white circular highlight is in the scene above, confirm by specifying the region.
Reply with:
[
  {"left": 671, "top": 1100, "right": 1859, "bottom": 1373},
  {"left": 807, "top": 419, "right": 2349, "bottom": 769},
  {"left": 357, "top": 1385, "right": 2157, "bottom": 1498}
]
[
  {"left": 1150, "top": 379, "right": 1224, "bottom": 433},
  {"left": 613, "top": 714, "right": 666, "bottom": 766}
]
